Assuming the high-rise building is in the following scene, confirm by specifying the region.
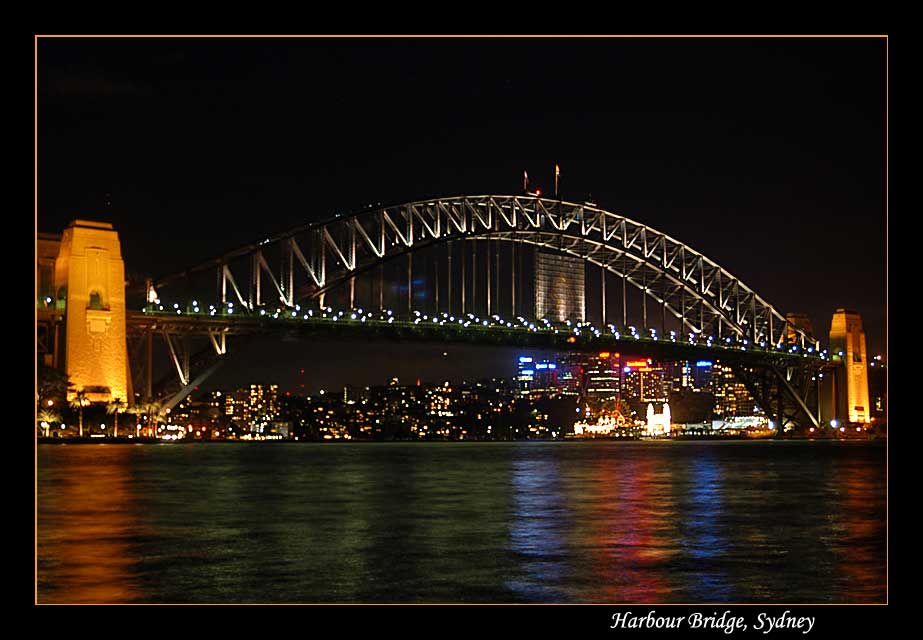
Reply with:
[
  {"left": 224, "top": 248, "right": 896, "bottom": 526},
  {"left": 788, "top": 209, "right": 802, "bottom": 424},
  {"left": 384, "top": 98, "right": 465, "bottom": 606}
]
[
  {"left": 584, "top": 352, "right": 620, "bottom": 401},
  {"left": 555, "top": 353, "right": 585, "bottom": 396},
  {"left": 533, "top": 361, "right": 560, "bottom": 396},
  {"left": 534, "top": 250, "right": 585, "bottom": 322},
  {"left": 666, "top": 361, "right": 693, "bottom": 392},
  {"left": 639, "top": 366, "right": 668, "bottom": 403},
  {"left": 829, "top": 309, "right": 871, "bottom": 423},
  {"left": 517, "top": 356, "right": 535, "bottom": 395},
  {"left": 621, "top": 358, "right": 651, "bottom": 401},
  {"left": 712, "top": 362, "right": 759, "bottom": 417},
  {"left": 691, "top": 360, "right": 715, "bottom": 392}
]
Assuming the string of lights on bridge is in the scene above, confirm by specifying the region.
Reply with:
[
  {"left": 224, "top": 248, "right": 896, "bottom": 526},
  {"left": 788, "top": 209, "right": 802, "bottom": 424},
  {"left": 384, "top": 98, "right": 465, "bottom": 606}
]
[{"left": 141, "top": 299, "right": 831, "bottom": 361}]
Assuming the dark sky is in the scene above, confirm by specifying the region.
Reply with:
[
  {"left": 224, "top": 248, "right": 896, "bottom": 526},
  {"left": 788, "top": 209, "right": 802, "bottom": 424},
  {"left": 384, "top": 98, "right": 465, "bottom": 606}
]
[{"left": 37, "top": 37, "right": 887, "bottom": 393}]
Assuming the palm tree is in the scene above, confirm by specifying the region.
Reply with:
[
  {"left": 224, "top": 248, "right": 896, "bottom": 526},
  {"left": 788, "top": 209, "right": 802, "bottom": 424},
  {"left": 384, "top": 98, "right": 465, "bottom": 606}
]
[
  {"left": 125, "top": 403, "right": 144, "bottom": 437},
  {"left": 145, "top": 401, "right": 165, "bottom": 437},
  {"left": 127, "top": 401, "right": 164, "bottom": 438},
  {"left": 37, "top": 408, "right": 61, "bottom": 437},
  {"left": 69, "top": 388, "right": 89, "bottom": 437},
  {"left": 106, "top": 397, "right": 126, "bottom": 438}
]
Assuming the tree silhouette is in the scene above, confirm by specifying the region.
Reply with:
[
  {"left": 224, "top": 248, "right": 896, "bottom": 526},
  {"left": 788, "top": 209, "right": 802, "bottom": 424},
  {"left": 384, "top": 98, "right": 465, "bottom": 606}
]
[
  {"left": 68, "top": 388, "right": 89, "bottom": 437},
  {"left": 106, "top": 398, "right": 126, "bottom": 437}
]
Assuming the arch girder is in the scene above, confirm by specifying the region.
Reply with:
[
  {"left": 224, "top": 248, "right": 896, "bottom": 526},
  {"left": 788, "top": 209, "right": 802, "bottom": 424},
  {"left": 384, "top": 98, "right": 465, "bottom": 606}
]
[{"left": 151, "top": 195, "right": 815, "bottom": 348}]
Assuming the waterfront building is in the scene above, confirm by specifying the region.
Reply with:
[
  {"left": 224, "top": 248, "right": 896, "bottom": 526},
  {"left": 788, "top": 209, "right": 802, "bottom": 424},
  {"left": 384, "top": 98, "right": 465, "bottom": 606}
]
[
  {"left": 646, "top": 402, "right": 671, "bottom": 435},
  {"left": 712, "top": 362, "right": 759, "bottom": 417}
]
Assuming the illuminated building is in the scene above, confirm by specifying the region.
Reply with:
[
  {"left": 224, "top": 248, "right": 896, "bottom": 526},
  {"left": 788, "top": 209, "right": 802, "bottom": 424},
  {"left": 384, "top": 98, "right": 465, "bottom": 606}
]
[
  {"left": 639, "top": 366, "right": 668, "bottom": 403},
  {"left": 584, "top": 352, "right": 620, "bottom": 401},
  {"left": 712, "top": 362, "right": 759, "bottom": 417},
  {"left": 532, "top": 360, "right": 560, "bottom": 397},
  {"left": 645, "top": 403, "right": 671, "bottom": 435},
  {"left": 534, "top": 250, "right": 585, "bottom": 322},
  {"left": 691, "top": 360, "right": 714, "bottom": 392},
  {"left": 221, "top": 384, "right": 279, "bottom": 431},
  {"left": 517, "top": 356, "right": 535, "bottom": 395},
  {"left": 666, "top": 361, "right": 693, "bottom": 392},
  {"left": 343, "top": 385, "right": 370, "bottom": 405},
  {"left": 249, "top": 383, "right": 280, "bottom": 429},
  {"left": 621, "top": 361, "right": 648, "bottom": 401},
  {"left": 555, "top": 353, "right": 585, "bottom": 396},
  {"left": 224, "top": 388, "right": 251, "bottom": 425},
  {"left": 829, "top": 308, "right": 871, "bottom": 423},
  {"left": 51, "top": 220, "right": 130, "bottom": 404},
  {"left": 573, "top": 414, "right": 626, "bottom": 436}
]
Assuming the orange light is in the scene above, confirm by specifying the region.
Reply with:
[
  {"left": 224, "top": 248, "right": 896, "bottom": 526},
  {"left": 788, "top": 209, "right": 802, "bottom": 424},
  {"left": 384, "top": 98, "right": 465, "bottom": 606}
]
[
  {"left": 567, "top": 336, "right": 576, "bottom": 343},
  {"left": 614, "top": 353, "right": 620, "bottom": 358},
  {"left": 626, "top": 360, "right": 648, "bottom": 368},
  {"left": 599, "top": 352, "right": 611, "bottom": 358},
  {"left": 536, "top": 189, "right": 542, "bottom": 195}
]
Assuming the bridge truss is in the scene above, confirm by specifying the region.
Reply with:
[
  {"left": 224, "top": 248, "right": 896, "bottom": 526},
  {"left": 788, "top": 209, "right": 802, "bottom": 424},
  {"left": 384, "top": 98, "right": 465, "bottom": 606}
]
[{"left": 132, "top": 195, "right": 827, "bottom": 430}]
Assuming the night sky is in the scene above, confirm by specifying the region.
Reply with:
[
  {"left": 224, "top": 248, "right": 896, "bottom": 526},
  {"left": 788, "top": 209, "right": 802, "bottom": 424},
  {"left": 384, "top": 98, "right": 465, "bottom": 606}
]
[{"left": 37, "top": 37, "right": 887, "bottom": 394}]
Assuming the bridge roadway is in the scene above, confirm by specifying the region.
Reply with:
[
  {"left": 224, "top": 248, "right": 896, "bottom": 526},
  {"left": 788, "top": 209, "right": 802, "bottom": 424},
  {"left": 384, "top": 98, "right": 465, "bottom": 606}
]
[{"left": 127, "top": 307, "right": 825, "bottom": 368}]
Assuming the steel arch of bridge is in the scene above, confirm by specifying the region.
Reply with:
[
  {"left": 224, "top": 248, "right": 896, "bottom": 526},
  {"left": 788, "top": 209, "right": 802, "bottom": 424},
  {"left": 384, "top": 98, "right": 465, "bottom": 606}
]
[{"left": 151, "top": 195, "right": 817, "bottom": 349}]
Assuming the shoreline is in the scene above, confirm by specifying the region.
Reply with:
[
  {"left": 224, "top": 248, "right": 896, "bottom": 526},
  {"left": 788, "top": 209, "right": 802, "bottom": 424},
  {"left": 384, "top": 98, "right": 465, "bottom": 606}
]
[{"left": 36, "top": 436, "right": 885, "bottom": 445}]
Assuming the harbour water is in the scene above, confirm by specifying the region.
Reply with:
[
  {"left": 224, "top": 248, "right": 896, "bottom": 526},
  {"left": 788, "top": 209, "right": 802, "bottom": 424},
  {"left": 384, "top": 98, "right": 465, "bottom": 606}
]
[{"left": 36, "top": 440, "right": 886, "bottom": 604}]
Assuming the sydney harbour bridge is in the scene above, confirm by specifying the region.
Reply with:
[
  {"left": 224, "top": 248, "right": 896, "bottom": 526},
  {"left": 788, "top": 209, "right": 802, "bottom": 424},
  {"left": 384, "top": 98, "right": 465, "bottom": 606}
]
[{"left": 39, "top": 194, "right": 832, "bottom": 434}]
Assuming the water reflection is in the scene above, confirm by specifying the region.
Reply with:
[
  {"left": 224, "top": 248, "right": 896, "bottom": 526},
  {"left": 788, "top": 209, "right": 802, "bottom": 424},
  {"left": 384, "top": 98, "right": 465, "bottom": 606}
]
[
  {"left": 37, "top": 441, "right": 886, "bottom": 604},
  {"left": 675, "top": 453, "right": 731, "bottom": 601},
  {"left": 38, "top": 445, "right": 143, "bottom": 603},
  {"left": 506, "top": 446, "right": 573, "bottom": 601}
]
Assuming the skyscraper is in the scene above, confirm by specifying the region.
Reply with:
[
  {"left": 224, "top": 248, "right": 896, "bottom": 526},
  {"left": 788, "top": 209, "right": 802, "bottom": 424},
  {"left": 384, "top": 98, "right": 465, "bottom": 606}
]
[
  {"left": 584, "top": 352, "right": 621, "bottom": 402},
  {"left": 829, "top": 309, "right": 871, "bottom": 423},
  {"left": 534, "top": 250, "right": 585, "bottom": 322}
]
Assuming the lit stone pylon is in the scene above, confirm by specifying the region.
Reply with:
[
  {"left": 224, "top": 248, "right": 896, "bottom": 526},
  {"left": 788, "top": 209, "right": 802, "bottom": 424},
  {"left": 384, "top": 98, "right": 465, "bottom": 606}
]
[
  {"left": 828, "top": 308, "right": 870, "bottom": 424},
  {"left": 55, "top": 220, "right": 129, "bottom": 404}
]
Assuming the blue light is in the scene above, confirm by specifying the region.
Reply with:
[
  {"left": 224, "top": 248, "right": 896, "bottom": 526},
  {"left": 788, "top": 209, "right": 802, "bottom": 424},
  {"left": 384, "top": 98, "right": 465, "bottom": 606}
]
[
  {"left": 518, "top": 356, "right": 533, "bottom": 363},
  {"left": 623, "top": 366, "right": 631, "bottom": 373},
  {"left": 548, "top": 364, "right": 557, "bottom": 369},
  {"left": 696, "top": 361, "right": 713, "bottom": 367},
  {"left": 536, "top": 363, "right": 548, "bottom": 369},
  {"left": 521, "top": 370, "right": 534, "bottom": 376}
]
